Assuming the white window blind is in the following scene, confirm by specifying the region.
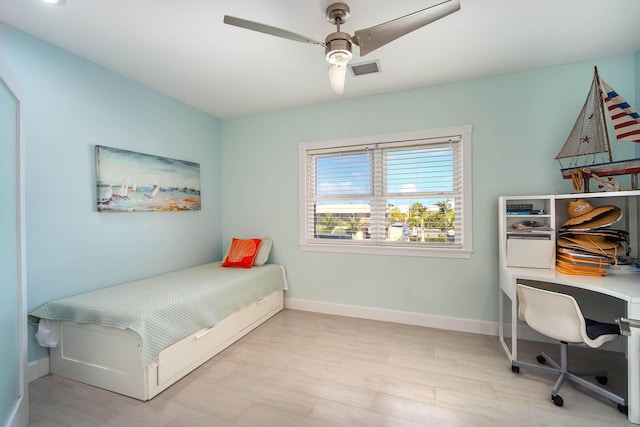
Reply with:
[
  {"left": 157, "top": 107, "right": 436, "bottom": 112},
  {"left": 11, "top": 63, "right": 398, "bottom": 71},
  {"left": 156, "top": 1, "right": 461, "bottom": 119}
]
[{"left": 299, "top": 125, "right": 472, "bottom": 258}]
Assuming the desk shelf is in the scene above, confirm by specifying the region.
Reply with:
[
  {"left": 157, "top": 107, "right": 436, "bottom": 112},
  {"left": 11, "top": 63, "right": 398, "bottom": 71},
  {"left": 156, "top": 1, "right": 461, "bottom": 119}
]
[
  {"left": 500, "top": 195, "right": 556, "bottom": 270},
  {"left": 499, "top": 191, "right": 640, "bottom": 272}
]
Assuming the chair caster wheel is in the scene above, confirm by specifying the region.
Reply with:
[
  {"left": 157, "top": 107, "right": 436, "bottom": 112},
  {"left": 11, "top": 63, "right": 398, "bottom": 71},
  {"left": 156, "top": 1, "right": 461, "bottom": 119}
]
[
  {"left": 536, "top": 355, "right": 547, "bottom": 364},
  {"left": 511, "top": 365, "right": 520, "bottom": 373},
  {"left": 618, "top": 404, "right": 628, "bottom": 415},
  {"left": 595, "top": 375, "right": 608, "bottom": 385},
  {"left": 551, "top": 394, "right": 563, "bottom": 407}
]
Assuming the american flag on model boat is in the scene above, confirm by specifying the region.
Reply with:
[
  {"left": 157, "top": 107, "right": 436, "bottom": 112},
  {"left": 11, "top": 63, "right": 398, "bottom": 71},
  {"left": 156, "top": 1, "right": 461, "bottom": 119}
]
[{"left": 602, "top": 81, "right": 640, "bottom": 143}]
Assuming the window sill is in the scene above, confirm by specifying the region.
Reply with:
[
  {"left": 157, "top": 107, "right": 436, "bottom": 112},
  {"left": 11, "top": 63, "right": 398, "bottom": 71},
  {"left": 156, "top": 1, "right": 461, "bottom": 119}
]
[{"left": 299, "top": 242, "right": 473, "bottom": 259}]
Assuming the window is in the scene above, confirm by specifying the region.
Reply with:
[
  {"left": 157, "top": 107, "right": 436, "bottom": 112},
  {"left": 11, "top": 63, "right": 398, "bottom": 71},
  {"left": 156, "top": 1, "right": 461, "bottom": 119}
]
[{"left": 299, "top": 124, "right": 472, "bottom": 258}]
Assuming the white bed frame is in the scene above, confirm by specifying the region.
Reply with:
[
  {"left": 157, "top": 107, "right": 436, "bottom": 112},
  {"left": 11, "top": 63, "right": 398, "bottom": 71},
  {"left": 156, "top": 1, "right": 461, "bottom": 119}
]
[{"left": 49, "top": 289, "right": 283, "bottom": 400}]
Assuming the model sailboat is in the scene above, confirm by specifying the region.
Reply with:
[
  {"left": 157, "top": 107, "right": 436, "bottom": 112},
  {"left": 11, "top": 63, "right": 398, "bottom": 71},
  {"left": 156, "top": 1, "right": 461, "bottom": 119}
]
[{"left": 555, "top": 66, "right": 640, "bottom": 192}]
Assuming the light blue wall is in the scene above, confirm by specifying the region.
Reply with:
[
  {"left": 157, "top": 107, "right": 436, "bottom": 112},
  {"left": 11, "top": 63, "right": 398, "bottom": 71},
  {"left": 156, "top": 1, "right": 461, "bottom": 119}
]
[
  {"left": 0, "top": 25, "right": 223, "bottom": 363},
  {"left": 221, "top": 55, "right": 638, "bottom": 323}
]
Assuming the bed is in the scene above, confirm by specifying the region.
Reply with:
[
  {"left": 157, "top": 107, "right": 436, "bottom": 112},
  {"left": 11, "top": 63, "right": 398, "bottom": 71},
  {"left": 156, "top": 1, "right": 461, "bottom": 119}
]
[{"left": 29, "top": 260, "right": 287, "bottom": 401}]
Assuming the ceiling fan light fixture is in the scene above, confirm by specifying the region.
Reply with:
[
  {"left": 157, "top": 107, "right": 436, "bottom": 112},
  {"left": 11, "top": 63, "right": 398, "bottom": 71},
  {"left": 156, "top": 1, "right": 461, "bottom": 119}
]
[
  {"left": 325, "top": 32, "right": 353, "bottom": 64},
  {"left": 326, "top": 49, "right": 352, "bottom": 64}
]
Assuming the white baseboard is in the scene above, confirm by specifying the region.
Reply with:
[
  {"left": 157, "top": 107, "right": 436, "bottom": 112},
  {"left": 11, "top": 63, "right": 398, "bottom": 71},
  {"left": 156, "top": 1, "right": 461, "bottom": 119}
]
[
  {"left": 28, "top": 356, "right": 50, "bottom": 383},
  {"left": 284, "top": 297, "right": 498, "bottom": 336}
]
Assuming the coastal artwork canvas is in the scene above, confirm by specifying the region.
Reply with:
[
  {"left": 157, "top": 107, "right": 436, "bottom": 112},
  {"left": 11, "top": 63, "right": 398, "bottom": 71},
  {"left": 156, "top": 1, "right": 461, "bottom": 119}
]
[{"left": 96, "top": 145, "right": 201, "bottom": 212}]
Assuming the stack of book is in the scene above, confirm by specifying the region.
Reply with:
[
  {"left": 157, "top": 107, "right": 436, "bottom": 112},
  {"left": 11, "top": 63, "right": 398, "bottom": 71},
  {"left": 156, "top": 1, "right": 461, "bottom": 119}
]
[{"left": 506, "top": 204, "right": 545, "bottom": 215}]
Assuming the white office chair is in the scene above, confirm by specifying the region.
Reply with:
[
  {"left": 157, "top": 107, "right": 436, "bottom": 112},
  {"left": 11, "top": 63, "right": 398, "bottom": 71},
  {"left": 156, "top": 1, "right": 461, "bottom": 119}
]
[{"left": 512, "top": 283, "right": 627, "bottom": 413}]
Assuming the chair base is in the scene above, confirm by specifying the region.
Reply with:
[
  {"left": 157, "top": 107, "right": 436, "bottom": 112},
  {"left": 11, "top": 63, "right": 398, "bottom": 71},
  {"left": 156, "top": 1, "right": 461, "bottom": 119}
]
[{"left": 511, "top": 341, "right": 627, "bottom": 411}]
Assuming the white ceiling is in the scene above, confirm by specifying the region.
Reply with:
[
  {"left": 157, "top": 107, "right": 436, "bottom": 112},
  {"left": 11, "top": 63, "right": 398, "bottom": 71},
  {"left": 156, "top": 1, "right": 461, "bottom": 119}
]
[{"left": 2, "top": 0, "right": 640, "bottom": 119}]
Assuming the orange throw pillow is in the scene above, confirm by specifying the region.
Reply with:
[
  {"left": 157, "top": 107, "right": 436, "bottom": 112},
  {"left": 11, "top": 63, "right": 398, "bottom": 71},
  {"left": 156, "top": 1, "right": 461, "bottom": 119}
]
[{"left": 221, "top": 238, "right": 262, "bottom": 268}]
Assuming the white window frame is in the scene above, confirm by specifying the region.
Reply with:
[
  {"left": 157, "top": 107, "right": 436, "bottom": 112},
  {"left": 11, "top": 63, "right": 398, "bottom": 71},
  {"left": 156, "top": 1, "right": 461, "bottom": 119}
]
[{"left": 299, "top": 124, "right": 473, "bottom": 258}]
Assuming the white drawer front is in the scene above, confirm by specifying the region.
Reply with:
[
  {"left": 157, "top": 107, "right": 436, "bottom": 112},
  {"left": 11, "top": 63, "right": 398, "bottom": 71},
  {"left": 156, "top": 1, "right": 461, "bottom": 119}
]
[
  {"left": 157, "top": 311, "right": 237, "bottom": 384},
  {"left": 236, "top": 291, "right": 283, "bottom": 332},
  {"left": 507, "top": 238, "right": 554, "bottom": 268},
  {"left": 156, "top": 290, "right": 283, "bottom": 386}
]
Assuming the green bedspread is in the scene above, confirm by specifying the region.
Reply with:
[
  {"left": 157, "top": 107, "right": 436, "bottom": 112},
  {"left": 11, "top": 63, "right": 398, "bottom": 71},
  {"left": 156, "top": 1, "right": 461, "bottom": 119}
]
[{"left": 29, "top": 262, "right": 287, "bottom": 366}]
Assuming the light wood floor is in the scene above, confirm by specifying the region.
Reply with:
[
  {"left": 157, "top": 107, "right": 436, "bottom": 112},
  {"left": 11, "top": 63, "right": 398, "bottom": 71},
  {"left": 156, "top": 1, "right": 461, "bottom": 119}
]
[{"left": 29, "top": 309, "right": 633, "bottom": 426}]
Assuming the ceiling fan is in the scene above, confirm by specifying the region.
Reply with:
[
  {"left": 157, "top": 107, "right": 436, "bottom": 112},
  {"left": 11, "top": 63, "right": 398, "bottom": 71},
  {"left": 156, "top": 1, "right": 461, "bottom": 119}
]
[{"left": 223, "top": 0, "right": 461, "bottom": 94}]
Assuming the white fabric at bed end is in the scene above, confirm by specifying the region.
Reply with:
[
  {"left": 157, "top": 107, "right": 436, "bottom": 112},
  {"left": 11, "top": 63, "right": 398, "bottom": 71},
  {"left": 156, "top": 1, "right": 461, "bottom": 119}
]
[
  {"left": 278, "top": 264, "right": 289, "bottom": 291},
  {"left": 35, "top": 319, "right": 60, "bottom": 348}
]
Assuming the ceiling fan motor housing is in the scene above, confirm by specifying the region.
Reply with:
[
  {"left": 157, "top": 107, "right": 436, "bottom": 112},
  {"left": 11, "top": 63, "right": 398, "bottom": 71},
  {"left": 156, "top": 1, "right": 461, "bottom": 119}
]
[
  {"left": 326, "top": 3, "right": 350, "bottom": 25},
  {"left": 325, "top": 32, "right": 353, "bottom": 64}
]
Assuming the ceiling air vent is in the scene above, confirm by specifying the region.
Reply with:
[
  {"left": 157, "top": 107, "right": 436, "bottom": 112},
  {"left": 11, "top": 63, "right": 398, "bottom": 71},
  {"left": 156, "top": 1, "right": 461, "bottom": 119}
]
[{"left": 348, "top": 60, "right": 381, "bottom": 77}]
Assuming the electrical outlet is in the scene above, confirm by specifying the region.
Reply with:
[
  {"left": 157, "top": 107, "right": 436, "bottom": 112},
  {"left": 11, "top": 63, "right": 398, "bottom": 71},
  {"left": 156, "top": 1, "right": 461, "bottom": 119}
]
[{"left": 404, "top": 287, "right": 411, "bottom": 297}]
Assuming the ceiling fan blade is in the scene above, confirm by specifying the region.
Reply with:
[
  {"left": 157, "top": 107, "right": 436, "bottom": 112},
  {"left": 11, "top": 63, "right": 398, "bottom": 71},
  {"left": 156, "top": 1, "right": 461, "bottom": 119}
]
[
  {"left": 352, "top": 0, "right": 460, "bottom": 56},
  {"left": 328, "top": 63, "right": 348, "bottom": 94},
  {"left": 223, "top": 15, "right": 323, "bottom": 45}
]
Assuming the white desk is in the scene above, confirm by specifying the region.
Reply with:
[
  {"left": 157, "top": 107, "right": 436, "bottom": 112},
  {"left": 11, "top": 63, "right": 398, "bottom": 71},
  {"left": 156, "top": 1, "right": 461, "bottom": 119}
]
[{"left": 498, "top": 267, "right": 640, "bottom": 424}]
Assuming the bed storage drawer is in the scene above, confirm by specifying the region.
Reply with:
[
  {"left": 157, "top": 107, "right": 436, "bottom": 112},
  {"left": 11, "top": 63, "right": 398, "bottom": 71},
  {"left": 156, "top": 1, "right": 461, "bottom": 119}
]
[
  {"left": 157, "top": 311, "right": 238, "bottom": 385},
  {"left": 156, "top": 290, "right": 283, "bottom": 385},
  {"left": 236, "top": 290, "right": 283, "bottom": 332}
]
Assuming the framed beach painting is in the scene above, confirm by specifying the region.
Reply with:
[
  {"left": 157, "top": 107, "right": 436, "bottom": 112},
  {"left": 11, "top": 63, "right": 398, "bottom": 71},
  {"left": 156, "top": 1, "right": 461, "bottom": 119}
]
[{"left": 96, "top": 145, "right": 201, "bottom": 212}]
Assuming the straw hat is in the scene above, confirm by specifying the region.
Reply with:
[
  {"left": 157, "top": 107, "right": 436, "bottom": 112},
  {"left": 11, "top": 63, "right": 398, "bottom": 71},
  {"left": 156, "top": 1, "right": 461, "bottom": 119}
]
[
  {"left": 555, "top": 259, "right": 606, "bottom": 276},
  {"left": 562, "top": 209, "right": 622, "bottom": 231},
  {"left": 556, "top": 237, "right": 622, "bottom": 256},
  {"left": 561, "top": 199, "right": 621, "bottom": 229},
  {"left": 558, "top": 235, "right": 619, "bottom": 250},
  {"left": 558, "top": 229, "right": 629, "bottom": 242}
]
